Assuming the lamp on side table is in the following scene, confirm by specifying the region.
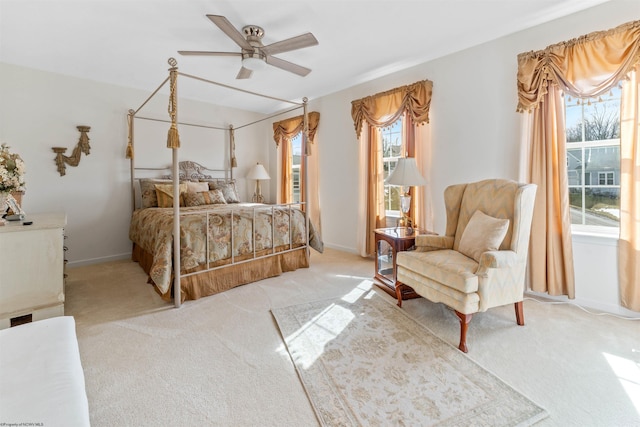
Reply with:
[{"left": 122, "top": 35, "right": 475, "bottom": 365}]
[
  {"left": 246, "top": 163, "right": 270, "bottom": 203},
  {"left": 385, "top": 157, "right": 427, "bottom": 235}
]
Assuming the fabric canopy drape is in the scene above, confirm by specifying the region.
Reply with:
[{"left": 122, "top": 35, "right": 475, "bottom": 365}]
[
  {"left": 352, "top": 80, "right": 433, "bottom": 256},
  {"left": 517, "top": 20, "right": 640, "bottom": 311}
]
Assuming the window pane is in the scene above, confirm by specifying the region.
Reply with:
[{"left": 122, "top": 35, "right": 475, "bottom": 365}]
[
  {"left": 564, "top": 86, "right": 620, "bottom": 228},
  {"left": 291, "top": 134, "right": 302, "bottom": 203},
  {"left": 381, "top": 117, "right": 404, "bottom": 216},
  {"left": 582, "top": 98, "right": 620, "bottom": 142},
  {"left": 565, "top": 102, "right": 583, "bottom": 143},
  {"left": 567, "top": 148, "right": 582, "bottom": 185},
  {"left": 581, "top": 187, "right": 620, "bottom": 226}
]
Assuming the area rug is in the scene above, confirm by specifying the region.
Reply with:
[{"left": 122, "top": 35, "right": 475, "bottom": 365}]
[{"left": 272, "top": 288, "right": 548, "bottom": 426}]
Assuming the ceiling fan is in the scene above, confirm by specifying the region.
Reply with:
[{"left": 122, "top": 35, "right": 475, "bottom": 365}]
[{"left": 178, "top": 14, "right": 319, "bottom": 79}]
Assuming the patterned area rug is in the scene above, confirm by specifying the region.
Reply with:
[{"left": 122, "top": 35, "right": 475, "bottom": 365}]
[{"left": 272, "top": 288, "right": 548, "bottom": 426}]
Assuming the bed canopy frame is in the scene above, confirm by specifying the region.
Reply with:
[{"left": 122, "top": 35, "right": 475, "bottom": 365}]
[{"left": 127, "top": 57, "right": 311, "bottom": 308}]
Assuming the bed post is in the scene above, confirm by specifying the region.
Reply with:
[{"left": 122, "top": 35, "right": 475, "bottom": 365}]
[
  {"left": 167, "top": 58, "right": 182, "bottom": 308},
  {"left": 302, "top": 98, "right": 310, "bottom": 258},
  {"left": 127, "top": 109, "right": 136, "bottom": 213},
  {"left": 229, "top": 124, "right": 236, "bottom": 181}
]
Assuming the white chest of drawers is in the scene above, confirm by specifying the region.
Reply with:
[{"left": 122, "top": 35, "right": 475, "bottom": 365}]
[{"left": 0, "top": 212, "right": 67, "bottom": 329}]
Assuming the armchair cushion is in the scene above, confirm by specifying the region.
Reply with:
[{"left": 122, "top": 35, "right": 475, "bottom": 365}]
[
  {"left": 458, "top": 210, "right": 509, "bottom": 262},
  {"left": 397, "top": 250, "right": 479, "bottom": 294}
]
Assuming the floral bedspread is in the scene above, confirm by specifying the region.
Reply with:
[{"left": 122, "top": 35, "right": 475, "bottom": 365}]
[{"left": 129, "top": 203, "right": 323, "bottom": 294}]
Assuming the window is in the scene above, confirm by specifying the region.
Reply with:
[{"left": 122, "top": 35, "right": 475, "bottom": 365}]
[
  {"left": 291, "top": 133, "right": 302, "bottom": 203},
  {"left": 381, "top": 117, "right": 404, "bottom": 217},
  {"left": 565, "top": 86, "right": 621, "bottom": 228}
]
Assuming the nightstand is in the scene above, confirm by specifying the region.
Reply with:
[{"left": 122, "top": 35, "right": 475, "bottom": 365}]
[{"left": 374, "top": 227, "right": 433, "bottom": 300}]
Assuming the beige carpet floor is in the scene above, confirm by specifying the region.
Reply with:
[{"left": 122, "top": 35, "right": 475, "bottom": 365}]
[{"left": 65, "top": 248, "right": 640, "bottom": 426}]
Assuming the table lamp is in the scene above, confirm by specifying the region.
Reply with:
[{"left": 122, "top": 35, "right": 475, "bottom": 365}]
[
  {"left": 385, "top": 157, "right": 427, "bottom": 234},
  {"left": 246, "top": 162, "right": 270, "bottom": 203}
]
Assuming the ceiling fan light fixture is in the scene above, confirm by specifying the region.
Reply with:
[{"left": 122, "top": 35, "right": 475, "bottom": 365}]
[{"left": 241, "top": 52, "right": 267, "bottom": 71}]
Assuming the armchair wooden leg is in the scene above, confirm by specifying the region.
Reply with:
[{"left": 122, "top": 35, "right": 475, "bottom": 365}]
[
  {"left": 454, "top": 311, "right": 472, "bottom": 353},
  {"left": 395, "top": 282, "right": 405, "bottom": 308},
  {"left": 515, "top": 301, "right": 525, "bottom": 326}
]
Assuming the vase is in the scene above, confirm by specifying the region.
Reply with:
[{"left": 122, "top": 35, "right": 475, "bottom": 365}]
[
  {"left": 11, "top": 191, "right": 23, "bottom": 209},
  {"left": 0, "top": 192, "right": 8, "bottom": 214},
  {"left": 1, "top": 191, "right": 23, "bottom": 215}
]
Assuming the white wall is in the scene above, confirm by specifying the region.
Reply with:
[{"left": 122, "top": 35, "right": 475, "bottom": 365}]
[
  {"left": 310, "top": 0, "right": 639, "bottom": 316},
  {"left": 0, "top": 63, "right": 269, "bottom": 266}
]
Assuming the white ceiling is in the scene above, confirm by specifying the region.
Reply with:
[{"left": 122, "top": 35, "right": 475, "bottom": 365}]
[{"left": 0, "top": 0, "right": 610, "bottom": 113}]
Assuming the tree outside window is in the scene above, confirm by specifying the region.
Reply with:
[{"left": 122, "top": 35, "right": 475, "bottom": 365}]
[{"left": 565, "top": 86, "right": 621, "bottom": 227}]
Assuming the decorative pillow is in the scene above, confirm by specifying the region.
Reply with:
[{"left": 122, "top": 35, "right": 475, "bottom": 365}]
[
  {"left": 139, "top": 179, "right": 173, "bottom": 208},
  {"left": 154, "top": 183, "right": 188, "bottom": 208},
  {"left": 458, "top": 210, "right": 510, "bottom": 262},
  {"left": 186, "top": 181, "right": 209, "bottom": 193},
  {"left": 206, "top": 180, "right": 240, "bottom": 203},
  {"left": 183, "top": 189, "right": 227, "bottom": 207}
]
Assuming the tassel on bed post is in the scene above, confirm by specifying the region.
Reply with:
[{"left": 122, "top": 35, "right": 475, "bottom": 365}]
[
  {"left": 303, "top": 97, "right": 311, "bottom": 156},
  {"left": 229, "top": 125, "right": 237, "bottom": 168},
  {"left": 167, "top": 58, "right": 181, "bottom": 150},
  {"left": 126, "top": 110, "right": 134, "bottom": 159}
]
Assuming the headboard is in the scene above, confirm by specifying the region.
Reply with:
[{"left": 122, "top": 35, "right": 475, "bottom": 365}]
[{"left": 132, "top": 161, "right": 230, "bottom": 210}]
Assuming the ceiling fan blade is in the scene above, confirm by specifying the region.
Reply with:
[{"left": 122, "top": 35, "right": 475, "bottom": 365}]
[
  {"left": 266, "top": 56, "right": 311, "bottom": 77},
  {"left": 261, "top": 32, "right": 318, "bottom": 56},
  {"left": 178, "top": 51, "right": 241, "bottom": 57},
  {"left": 236, "top": 67, "right": 253, "bottom": 79},
  {"left": 207, "top": 15, "right": 253, "bottom": 51}
]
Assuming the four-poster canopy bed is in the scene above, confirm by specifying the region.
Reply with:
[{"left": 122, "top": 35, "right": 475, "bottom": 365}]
[{"left": 126, "top": 58, "right": 321, "bottom": 307}]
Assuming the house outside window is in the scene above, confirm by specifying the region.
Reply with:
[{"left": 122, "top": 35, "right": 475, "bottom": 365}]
[
  {"left": 565, "top": 86, "right": 621, "bottom": 229},
  {"left": 291, "top": 133, "right": 301, "bottom": 203},
  {"left": 382, "top": 117, "right": 404, "bottom": 219}
]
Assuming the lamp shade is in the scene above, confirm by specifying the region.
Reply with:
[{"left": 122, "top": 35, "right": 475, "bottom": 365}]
[
  {"left": 385, "top": 157, "right": 427, "bottom": 187},
  {"left": 246, "top": 163, "right": 270, "bottom": 180}
]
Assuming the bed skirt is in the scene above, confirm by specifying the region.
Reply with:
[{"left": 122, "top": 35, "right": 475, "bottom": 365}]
[{"left": 132, "top": 243, "right": 309, "bottom": 302}]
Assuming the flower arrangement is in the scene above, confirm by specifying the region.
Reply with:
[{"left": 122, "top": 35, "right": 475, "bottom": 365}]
[{"left": 0, "top": 143, "right": 26, "bottom": 193}]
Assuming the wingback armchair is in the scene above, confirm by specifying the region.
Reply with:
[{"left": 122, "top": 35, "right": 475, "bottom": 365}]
[{"left": 395, "top": 179, "right": 537, "bottom": 352}]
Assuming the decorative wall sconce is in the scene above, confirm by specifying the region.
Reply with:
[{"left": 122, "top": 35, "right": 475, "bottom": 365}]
[{"left": 52, "top": 125, "right": 91, "bottom": 176}]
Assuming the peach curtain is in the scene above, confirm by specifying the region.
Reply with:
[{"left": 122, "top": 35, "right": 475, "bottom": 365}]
[
  {"left": 527, "top": 85, "right": 576, "bottom": 297},
  {"left": 351, "top": 80, "right": 433, "bottom": 139},
  {"left": 272, "top": 112, "right": 320, "bottom": 150},
  {"left": 415, "top": 121, "right": 434, "bottom": 232},
  {"left": 273, "top": 112, "right": 322, "bottom": 239},
  {"left": 279, "top": 137, "right": 293, "bottom": 203},
  {"left": 517, "top": 20, "right": 640, "bottom": 308},
  {"left": 620, "top": 66, "right": 640, "bottom": 311},
  {"left": 352, "top": 80, "right": 433, "bottom": 256}
]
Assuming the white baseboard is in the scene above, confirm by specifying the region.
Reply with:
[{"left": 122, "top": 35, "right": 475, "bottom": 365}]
[
  {"left": 524, "top": 291, "right": 640, "bottom": 319},
  {"left": 322, "top": 242, "right": 359, "bottom": 255},
  {"left": 67, "top": 253, "right": 131, "bottom": 268}
]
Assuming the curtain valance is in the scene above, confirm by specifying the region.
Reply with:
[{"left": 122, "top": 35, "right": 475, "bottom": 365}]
[
  {"left": 351, "top": 80, "right": 433, "bottom": 139},
  {"left": 272, "top": 111, "right": 320, "bottom": 146},
  {"left": 517, "top": 20, "right": 640, "bottom": 112}
]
